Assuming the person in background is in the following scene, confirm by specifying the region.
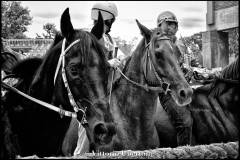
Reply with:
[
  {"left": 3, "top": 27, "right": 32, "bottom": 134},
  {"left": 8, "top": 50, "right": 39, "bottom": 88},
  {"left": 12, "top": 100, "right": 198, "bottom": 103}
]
[
  {"left": 156, "top": 11, "right": 193, "bottom": 146},
  {"left": 91, "top": 2, "right": 126, "bottom": 68}
]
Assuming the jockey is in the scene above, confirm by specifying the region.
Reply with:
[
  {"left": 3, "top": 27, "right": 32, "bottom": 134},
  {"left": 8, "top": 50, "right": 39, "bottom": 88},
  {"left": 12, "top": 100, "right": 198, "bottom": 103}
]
[
  {"left": 156, "top": 11, "right": 193, "bottom": 146},
  {"left": 73, "top": 2, "right": 126, "bottom": 155},
  {"left": 91, "top": 2, "right": 126, "bottom": 68}
]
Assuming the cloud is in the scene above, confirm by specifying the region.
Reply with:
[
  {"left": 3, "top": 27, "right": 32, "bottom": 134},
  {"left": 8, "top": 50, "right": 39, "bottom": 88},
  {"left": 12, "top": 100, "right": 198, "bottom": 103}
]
[
  {"left": 181, "top": 6, "right": 204, "bottom": 12},
  {"left": 119, "top": 18, "right": 135, "bottom": 24},
  {"left": 71, "top": 13, "right": 87, "bottom": 21},
  {"left": 120, "top": 18, "right": 152, "bottom": 25},
  {"left": 180, "top": 17, "right": 205, "bottom": 28},
  {"left": 34, "top": 12, "right": 59, "bottom": 19}
]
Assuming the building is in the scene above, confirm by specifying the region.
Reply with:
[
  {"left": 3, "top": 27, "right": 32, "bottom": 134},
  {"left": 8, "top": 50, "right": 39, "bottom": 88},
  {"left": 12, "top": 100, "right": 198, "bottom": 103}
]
[
  {"left": 202, "top": 1, "right": 239, "bottom": 69},
  {"left": 3, "top": 39, "right": 53, "bottom": 58}
]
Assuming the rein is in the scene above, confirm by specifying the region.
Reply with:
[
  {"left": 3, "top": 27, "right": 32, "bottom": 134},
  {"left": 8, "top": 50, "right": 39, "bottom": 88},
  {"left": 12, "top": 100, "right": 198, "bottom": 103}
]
[
  {"left": 116, "top": 67, "right": 165, "bottom": 92},
  {"left": 1, "top": 81, "right": 77, "bottom": 118},
  {"left": 1, "top": 39, "right": 84, "bottom": 120},
  {"left": 112, "top": 36, "right": 171, "bottom": 94}
]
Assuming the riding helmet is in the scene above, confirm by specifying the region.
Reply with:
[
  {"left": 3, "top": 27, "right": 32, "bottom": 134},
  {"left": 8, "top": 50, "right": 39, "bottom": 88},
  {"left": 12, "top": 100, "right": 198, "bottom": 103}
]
[
  {"left": 157, "top": 11, "right": 178, "bottom": 27},
  {"left": 91, "top": 2, "right": 118, "bottom": 21}
]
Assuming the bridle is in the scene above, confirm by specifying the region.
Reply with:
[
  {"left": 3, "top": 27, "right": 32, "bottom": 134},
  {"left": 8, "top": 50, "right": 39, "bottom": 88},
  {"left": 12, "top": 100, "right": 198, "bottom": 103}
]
[
  {"left": 54, "top": 38, "right": 104, "bottom": 125},
  {"left": 112, "top": 35, "right": 172, "bottom": 95},
  {"left": 142, "top": 35, "right": 172, "bottom": 94}
]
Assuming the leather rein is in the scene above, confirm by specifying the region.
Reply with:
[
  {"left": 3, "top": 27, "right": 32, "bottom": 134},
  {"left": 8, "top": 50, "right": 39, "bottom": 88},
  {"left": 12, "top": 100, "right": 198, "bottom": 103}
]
[{"left": 113, "top": 36, "right": 172, "bottom": 95}]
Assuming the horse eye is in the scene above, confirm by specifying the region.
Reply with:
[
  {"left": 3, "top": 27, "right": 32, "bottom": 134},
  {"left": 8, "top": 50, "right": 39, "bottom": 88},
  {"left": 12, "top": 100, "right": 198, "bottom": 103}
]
[{"left": 68, "top": 65, "right": 78, "bottom": 76}]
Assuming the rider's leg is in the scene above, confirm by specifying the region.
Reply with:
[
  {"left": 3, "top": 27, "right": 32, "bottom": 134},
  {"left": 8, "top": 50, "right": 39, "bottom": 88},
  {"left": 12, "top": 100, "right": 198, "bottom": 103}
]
[{"left": 159, "top": 93, "right": 193, "bottom": 146}]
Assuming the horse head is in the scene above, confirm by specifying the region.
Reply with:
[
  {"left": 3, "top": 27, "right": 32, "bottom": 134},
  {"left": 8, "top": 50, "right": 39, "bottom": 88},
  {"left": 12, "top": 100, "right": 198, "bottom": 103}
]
[
  {"left": 30, "top": 8, "right": 116, "bottom": 151},
  {"left": 136, "top": 20, "right": 193, "bottom": 106}
]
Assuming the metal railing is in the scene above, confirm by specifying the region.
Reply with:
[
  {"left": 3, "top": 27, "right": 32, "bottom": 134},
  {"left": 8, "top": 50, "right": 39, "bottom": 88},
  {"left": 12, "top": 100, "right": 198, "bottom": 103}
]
[{"left": 4, "top": 39, "right": 53, "bottom": 49}]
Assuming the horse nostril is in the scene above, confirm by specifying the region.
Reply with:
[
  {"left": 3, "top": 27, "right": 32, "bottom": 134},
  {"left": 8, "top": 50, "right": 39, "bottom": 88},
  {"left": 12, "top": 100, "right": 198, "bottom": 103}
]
[
  {"left": 94, "top": 123, "right": 116, "bottom": 144},
  {"left": 179, "top": 89, "right": 186, "bottom": 99},
  {"left": 94, "top": 123, "right": 107, "bottom": 135},
  {"left": 107, "top": 124, "right": 116, "bottom": 136}
]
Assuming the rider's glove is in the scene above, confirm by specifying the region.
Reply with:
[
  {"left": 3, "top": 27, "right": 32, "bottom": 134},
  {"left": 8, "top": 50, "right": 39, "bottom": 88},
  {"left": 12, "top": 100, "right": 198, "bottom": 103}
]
[{"left": 108, "top": 58, "right": 121, "bottom": 69}]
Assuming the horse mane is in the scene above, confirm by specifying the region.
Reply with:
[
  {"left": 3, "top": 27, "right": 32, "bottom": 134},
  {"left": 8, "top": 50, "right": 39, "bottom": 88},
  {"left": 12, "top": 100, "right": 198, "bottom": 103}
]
[
  {"left": 11, "top": 57, "right": 42, "bottom": 80},
  {"left": 49, "top": 31, "right": 64, "bottom": 49},
  {"left": 29, "top": 40, "right": 62, "bottom": 101},
  {"left": 220, "top": 56, "right": 239, "bottom": 80}
]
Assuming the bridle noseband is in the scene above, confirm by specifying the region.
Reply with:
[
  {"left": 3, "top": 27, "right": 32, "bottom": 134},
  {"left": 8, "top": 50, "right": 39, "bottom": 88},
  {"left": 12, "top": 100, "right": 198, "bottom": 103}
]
[{"left": 143, "top": 36, "right": 172, "bottom": 94}]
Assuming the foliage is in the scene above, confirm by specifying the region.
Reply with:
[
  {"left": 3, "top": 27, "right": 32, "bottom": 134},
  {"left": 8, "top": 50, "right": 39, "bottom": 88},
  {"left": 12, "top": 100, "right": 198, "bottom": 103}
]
[
  {"left": 182, "top": 33, "right": 202, "bottom": 55},
  {"left": 42, "top": 23, "right": 57, "bottom": 39},
  {"left": 181, "top": 33, "right": 203, "bottom": 66},
  {"left": 228, "top": 28, "right": 239, "bottom": 57},
  {"left": 1, "top": 1, "right": 32, "bottom": 39},
  {"left": 113, "top": 36, "right": 139, "bottom": 56}
]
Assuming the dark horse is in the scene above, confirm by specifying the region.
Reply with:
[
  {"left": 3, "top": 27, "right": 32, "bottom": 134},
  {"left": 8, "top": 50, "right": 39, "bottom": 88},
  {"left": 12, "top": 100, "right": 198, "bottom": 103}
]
[
  {"left": 63, "top": 20, "right": 193, "bottom": 154},
  {"left": 106, "top": 20, "right": 193, "bottom": 151},
  {"left": 155, "top": 56, "right": 239, "bottom": 147},
  {"left": 1, "top": 8, "right": 117, "bottom": 158}
]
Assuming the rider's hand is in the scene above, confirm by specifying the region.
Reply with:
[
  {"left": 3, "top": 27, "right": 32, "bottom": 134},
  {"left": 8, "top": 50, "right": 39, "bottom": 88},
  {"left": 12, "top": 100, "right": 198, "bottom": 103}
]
[{"left": 108, "top": 58, "right": 121, "bottom": 68}]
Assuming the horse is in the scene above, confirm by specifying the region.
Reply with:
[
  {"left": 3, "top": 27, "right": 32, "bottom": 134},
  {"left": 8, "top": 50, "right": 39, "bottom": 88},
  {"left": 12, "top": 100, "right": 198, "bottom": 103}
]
[
  {"left": 64, "top": 19, "right": 193, "bottom": 154},
  {"left": 155, "top": 56, "right": 239, "bottom": 147},
  {"left": 1, "top": 8, "right": 117, "bottom": 158}
]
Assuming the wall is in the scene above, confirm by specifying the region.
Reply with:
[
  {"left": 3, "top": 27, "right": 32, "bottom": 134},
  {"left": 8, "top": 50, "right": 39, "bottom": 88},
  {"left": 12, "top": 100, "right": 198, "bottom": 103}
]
[{"left": 202, "top": 1, "right": 238, "bottom": 68}]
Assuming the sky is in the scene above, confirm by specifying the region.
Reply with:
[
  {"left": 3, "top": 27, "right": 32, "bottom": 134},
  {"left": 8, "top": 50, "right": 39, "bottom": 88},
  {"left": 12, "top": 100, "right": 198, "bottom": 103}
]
[{"left": 21, "top": 1, "right": 207, "bottom": 42}]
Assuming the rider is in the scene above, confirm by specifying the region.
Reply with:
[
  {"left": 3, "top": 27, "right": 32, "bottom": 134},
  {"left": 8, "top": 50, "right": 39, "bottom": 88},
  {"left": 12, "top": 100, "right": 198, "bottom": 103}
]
[
  {"left": 91, "top": 2, "right": 126, "bottom": 68},
  {"left": 156, "top": 11, "right": 193, "bottom": 146},
  {"left": 73, "top": 2, "right": 126, "bottom": 155}
]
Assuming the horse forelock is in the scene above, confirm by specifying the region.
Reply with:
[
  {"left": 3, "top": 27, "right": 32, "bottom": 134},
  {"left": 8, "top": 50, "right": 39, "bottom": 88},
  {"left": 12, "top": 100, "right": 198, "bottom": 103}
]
[{"left": 66, "top": 29, "right": 108, "bottom": 69}]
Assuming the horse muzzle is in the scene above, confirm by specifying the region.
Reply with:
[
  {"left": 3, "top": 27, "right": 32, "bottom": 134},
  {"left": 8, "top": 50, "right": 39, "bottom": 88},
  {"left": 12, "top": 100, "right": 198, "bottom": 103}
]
[{"left": 171, "top": 84, "right": 193, "bottom": 106}]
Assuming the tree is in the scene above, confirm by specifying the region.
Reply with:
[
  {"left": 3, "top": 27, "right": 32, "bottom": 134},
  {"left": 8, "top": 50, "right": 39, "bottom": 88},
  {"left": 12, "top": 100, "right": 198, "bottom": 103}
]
[
  {"left": 113, "top": 36, "right": 139, "bottom": 56},
  {"left": 42, "top": 23, "right": 57, "bottom": 39},
  {"left": 229, "top": 28, "right": 239, "bottom": 58},
  {"left": 1, "top": 1, "right": 32, "bottom": 39}
]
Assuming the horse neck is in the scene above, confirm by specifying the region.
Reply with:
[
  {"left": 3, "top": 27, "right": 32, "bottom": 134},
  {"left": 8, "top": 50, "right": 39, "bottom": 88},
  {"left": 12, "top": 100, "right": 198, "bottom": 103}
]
[
  {"left": 117, "top": 38, "right": 158, "bottom": 107},
  {"left": 111, "top": 39, "right": 159, "bottom": 148}
]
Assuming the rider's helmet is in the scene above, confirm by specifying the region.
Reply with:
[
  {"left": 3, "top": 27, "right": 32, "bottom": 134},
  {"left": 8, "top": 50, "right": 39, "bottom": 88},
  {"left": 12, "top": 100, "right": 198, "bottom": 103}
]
[
  {"left": 91, "top": 2, "right": 118, "bottom": 21},
  {"left": 157, "top": 11, "right": 178, "bottom": 27}
]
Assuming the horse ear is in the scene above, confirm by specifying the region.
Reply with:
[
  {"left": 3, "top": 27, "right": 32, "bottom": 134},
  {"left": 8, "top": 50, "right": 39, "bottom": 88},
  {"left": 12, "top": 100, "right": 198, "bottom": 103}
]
[
  {"left": 91, "top": 11, "right": 104, "bottom": 40},
  {"left": 136, "top": 19, "right": 152, "bottom": 42},
  {"left": 60, "top": 8, "right": 74, "bottom": 40}
]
